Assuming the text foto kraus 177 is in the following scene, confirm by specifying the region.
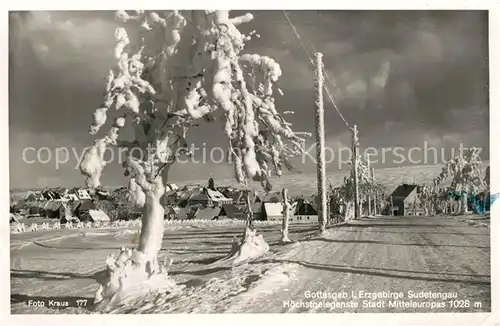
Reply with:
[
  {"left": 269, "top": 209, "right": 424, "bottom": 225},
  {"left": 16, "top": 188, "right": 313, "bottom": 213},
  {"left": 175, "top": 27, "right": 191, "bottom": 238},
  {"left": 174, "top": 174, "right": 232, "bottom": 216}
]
[{"left": 27, "top": 298, "right": 89, "bottom": 309}]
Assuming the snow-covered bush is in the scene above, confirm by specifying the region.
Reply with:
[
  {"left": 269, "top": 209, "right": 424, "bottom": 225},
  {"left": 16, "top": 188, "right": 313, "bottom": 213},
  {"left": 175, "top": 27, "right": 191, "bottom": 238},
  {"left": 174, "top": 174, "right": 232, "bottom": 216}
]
[
  {"left": 11, "top": 222, "right": 26, "bottom": 233},
  {"left": 28, "top": 223, "right": 39, "bottom": 232}
]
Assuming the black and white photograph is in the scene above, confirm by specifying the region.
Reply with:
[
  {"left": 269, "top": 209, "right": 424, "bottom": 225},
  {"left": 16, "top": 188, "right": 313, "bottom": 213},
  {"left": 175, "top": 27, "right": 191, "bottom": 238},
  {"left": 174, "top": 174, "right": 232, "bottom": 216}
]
[{"left": 4, "top": 3, "right": 498, "bottom": 323}]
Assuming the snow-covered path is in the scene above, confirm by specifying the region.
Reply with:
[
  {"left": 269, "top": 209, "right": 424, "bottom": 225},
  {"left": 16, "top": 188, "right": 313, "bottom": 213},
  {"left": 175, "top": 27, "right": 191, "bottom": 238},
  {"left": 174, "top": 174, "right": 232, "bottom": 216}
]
[
  {"left": 229, "top": 215, "right": 490, "bottom": 313},
  {"left": 10, "top": 216, "right": 490, "bottom": 313}
]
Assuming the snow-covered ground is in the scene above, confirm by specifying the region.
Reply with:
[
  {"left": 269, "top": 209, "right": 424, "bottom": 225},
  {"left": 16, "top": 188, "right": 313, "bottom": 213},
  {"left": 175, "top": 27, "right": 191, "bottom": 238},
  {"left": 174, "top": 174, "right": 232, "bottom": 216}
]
[
  {"left": 10, "top": 214, "right": 490, "bottom": 314},
  {"left": 10, "top": 222, "right": 317, "bottom": 314}
]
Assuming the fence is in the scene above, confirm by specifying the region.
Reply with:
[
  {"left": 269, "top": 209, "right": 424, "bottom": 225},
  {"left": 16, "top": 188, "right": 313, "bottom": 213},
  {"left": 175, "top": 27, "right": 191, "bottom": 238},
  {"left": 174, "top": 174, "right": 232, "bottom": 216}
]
[{"left": 10, "top": 218, "right": 282, "bottom": 234}]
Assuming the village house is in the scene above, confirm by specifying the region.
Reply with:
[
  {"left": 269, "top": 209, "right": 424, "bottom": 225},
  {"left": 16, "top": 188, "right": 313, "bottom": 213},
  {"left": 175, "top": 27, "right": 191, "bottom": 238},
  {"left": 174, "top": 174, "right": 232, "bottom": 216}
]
[
  {"left": 41, "top": 189, "right": 66, "bottom": 201},
  {"left": 95, "top": 188, "right": 111, "bottom": 200},
  {"left": 74, "top": 200, "right": 96, "bottom": 219},
  {"left": 42, "top": 201, "right": 66, "bottom": 219},
  {"left": 187, "top": 187, "right": 233, "bottom": 207},
  {"left": 27, "top": 200, "right": 47, "bottom": 216},
  {"left": 261, "top": 202, "right": 297, "bottom": 222},
  {"left": 68, "top": 187, "right": 92, "bottom": 201},
  {"left": 62, "top": 189, "right": 80, "bottom": 201},
  {"left": 168, "top": 207, "right": 192, "bottom": 220},
  {"left": 292, "top": 198, "right": 319, "bottom": 223},
  {"left": 386, "top": 184, "right": 424, "bottom": 216}
]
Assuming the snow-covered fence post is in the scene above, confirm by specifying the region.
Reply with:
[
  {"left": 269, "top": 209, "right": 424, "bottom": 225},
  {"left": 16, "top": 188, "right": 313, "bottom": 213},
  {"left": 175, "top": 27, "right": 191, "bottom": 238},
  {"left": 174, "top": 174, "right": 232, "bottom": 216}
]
[
  {"left": 314, "top": 52, "right": 327, "bottom": 233},
  {"left": 281, "top": 188, "right": 291, "bottom": 243}
]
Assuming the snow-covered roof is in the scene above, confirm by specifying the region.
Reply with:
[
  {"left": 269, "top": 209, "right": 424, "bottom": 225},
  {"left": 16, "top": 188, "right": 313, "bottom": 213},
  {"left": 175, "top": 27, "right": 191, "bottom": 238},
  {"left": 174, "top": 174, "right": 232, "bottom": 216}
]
[
  {"left": 88, "top": 209, "right": 110, "bottom": 221},
  {"left": 206, "top": 189, "right": 231, "bottom": 202},
  {"left": 25, "top": 192, "right": 43, "bottom": 200},
  {"left": 190, "top": 207, "right": 222, "bottom": 220},
  {"left": 43, "top": 201, "right": 64, "bottom": 211},
  {"left": 263, "top": 202, "right": 297, "bottom": 217},
  {"left": 31, "top": 200, "right": 49, "bottom": 208},
  {"left": 220, "top": 203, "right": 262, "bottom": 218},
  {"left": 294, "top": 200, "right": 318, "bottom": 215},
  {"left": 165, "top": 184, "right": 179, "bottom": 192}
]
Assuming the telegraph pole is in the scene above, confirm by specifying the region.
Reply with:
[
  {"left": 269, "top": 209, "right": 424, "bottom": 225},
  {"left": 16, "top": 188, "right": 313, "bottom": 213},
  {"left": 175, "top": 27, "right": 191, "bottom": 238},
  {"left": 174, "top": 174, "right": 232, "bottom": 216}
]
[
  {"left": 314, "top": 52, "right": 327, "bottom": 232},
  {"left": 366, "top": 155, "right": 372, "bottom": 216},
  {"left": 352, "top": 125, "right": 360, "bottom": 219},
  {"left": 372, "top": 167, "right": 377, "bottom": 215}
]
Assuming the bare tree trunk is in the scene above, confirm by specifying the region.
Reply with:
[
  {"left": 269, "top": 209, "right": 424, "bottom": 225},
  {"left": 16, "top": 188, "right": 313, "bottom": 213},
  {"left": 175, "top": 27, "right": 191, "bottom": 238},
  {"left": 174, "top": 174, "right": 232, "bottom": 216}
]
[{"left": 281, "top": 188, "right": 291, "bottom": 243}]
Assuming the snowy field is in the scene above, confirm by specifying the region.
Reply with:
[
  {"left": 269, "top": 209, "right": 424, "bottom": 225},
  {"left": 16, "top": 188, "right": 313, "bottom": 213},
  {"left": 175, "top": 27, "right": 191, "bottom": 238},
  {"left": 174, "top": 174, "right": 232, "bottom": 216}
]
[
  {"left": 10, "top": 222, "right": 319, "bottom": 314},
  {"left": 10, "top": 214, "right": 490, "bottom": 314}
]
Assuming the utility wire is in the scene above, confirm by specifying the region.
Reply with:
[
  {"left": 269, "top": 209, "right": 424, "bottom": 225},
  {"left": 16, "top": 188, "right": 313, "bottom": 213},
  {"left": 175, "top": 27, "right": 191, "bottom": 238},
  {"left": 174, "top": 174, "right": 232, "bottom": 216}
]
[{"left": 282, "top": 10, "right": 351, "bottom": 129}]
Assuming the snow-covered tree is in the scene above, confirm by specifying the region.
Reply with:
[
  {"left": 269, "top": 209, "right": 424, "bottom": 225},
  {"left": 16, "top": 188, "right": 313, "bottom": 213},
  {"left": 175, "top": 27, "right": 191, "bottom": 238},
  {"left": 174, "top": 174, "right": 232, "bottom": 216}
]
[
  {"left": 79, "top": 10, "right": 308, "bottom": 309},
  {"left": 328, "top": 158, "right": 385, "bottom": 221},
  {"left": 345, "top": 154, "right": 381, "bottom": 217},
  {"left": 417, "top": 185, "right": 438, "bottom": 216},
  {"left": 433, "top": 148, "right": 486, "bottom": 214}
]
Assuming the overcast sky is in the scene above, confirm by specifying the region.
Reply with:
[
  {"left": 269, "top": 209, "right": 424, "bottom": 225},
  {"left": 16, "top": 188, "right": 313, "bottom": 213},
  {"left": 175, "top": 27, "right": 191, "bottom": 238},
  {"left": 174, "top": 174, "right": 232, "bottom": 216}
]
[{"left": 9, "top": 10, "right": 489, "bottom": 189}]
